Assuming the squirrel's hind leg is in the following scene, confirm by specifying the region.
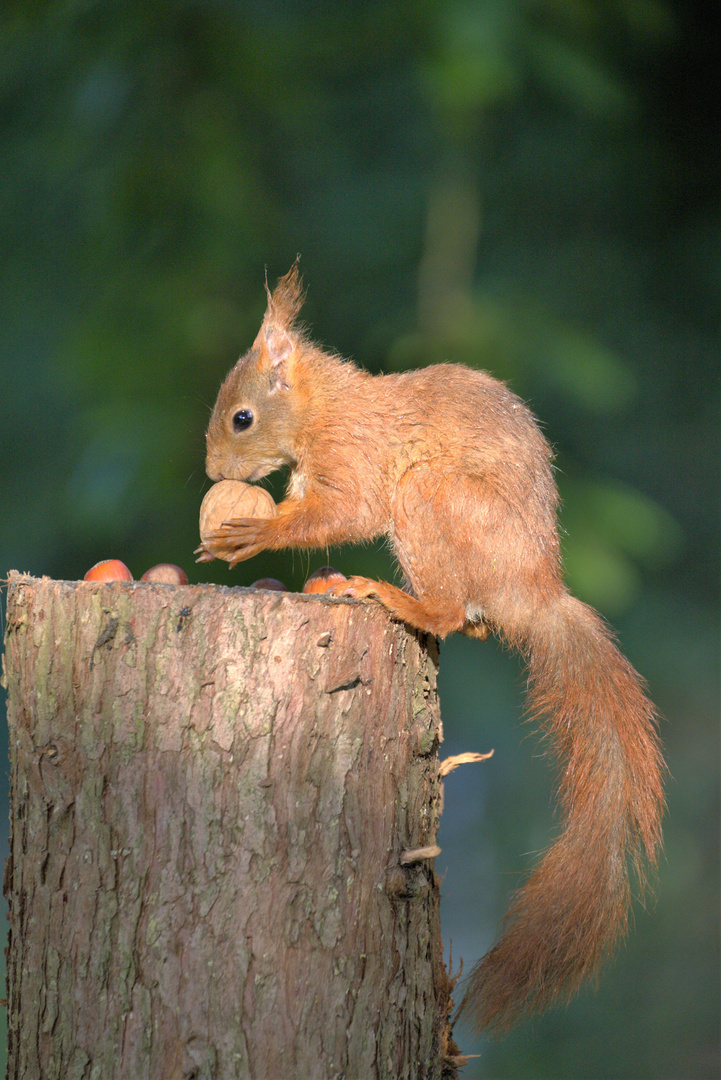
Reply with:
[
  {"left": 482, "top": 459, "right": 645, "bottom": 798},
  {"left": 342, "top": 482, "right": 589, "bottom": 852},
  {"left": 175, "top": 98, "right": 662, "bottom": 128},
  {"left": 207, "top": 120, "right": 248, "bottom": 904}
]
[{"left": 329, "top": 576, "right": 466, "bottom": 639}]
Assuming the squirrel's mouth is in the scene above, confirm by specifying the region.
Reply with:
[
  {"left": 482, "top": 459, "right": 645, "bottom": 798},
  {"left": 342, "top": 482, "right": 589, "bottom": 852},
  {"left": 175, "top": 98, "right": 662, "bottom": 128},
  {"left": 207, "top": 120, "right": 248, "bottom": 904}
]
[{"left": 213, "top": 464, "right": 272, "bottom": 484}]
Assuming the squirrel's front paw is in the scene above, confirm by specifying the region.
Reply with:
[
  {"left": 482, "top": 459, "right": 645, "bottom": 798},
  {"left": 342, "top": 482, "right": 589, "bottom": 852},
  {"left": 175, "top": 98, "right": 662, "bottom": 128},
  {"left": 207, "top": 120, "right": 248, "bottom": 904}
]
[
  {"left": 195, "top": 517, "right": 271, "bottom": 565},
  {"left": 327, "top": 575, "right": 379, "bottom": 601}
]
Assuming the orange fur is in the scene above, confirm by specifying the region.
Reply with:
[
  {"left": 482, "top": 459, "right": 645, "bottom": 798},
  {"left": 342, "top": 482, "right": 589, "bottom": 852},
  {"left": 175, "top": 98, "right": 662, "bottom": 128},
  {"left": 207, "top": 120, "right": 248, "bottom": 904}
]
[{"left": 202, "top": 265, "right": 665, "bottom": 1032}]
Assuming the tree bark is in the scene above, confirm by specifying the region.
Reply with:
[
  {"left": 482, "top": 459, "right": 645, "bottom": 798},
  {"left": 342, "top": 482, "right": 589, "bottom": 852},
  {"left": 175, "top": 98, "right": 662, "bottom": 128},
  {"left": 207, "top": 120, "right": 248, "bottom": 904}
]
[{"left": 2, "top": 572, "right": 459, "bottom": 1080}]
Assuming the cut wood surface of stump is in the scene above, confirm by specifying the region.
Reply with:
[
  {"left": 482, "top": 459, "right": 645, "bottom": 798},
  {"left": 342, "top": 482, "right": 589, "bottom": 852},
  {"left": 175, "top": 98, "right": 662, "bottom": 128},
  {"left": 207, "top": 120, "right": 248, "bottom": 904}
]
[{"left": 2, "top": 572, "right": 459, "bottom": 1080}]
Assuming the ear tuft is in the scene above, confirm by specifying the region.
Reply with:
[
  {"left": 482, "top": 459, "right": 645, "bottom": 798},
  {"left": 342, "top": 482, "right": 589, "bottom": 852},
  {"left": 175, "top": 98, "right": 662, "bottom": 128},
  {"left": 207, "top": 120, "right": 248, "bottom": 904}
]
[{"left": 265, "top": 257, "right": 305, "bottom": 329}]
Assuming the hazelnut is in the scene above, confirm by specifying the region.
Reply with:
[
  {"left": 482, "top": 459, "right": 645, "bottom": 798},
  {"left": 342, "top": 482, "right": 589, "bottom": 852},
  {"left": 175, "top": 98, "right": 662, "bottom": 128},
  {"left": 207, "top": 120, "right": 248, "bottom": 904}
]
[
  {"left": 303, "top": 566, "right": 347, "bottom": 594},
  {"left": 141, "top": 564, "right": 189, "bottom": 585},
  {"left": 250, "top": 578, "right": 287, "bottom": 592},
  {"left": 84, "top": 559, "right": 133, "bottom": 583}
]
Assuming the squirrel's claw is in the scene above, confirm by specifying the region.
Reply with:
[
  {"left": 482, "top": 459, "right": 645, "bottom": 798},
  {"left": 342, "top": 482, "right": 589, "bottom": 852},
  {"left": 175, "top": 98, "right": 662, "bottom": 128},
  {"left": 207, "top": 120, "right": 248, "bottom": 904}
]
[{"left": 194, "top": 543, "right": 215, "bottom": 563}]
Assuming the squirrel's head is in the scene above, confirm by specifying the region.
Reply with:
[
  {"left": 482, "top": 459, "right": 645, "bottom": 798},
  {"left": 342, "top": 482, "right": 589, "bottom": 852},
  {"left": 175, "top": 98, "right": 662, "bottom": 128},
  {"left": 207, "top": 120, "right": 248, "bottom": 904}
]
[{"left": 205, "top": 261, "right": 311, "bottom": 483}]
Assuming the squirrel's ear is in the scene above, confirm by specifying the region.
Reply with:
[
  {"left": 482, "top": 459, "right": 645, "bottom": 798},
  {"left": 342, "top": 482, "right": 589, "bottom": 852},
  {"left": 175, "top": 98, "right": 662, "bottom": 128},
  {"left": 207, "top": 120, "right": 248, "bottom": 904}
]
[
  {"left": 256, "top": 259, "right": 304, "bottom": 391},
  {"left": 262, "top": 321, "right": 296, "bottom": 391}
]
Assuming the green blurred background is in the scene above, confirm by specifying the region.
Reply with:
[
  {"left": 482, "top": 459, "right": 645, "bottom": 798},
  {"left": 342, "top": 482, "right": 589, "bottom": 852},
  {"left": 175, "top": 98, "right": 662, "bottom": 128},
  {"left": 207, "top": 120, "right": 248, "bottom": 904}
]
[{"left": 1, "top": 2, "right": 718, "bottom": 1077}]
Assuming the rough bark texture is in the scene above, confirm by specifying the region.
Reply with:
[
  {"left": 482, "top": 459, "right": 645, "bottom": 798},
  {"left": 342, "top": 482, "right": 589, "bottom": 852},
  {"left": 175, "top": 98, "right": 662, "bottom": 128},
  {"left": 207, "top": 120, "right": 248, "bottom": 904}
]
[{"left": 2, "top": 572, "right": 458, "bottom": 1080}]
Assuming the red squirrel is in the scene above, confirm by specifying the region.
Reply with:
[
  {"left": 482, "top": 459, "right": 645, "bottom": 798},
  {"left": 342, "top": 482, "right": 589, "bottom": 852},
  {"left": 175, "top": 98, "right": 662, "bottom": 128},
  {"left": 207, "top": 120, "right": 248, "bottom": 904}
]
[{"left": 198, "top": 264, "right": 665, "bottom": 1032}]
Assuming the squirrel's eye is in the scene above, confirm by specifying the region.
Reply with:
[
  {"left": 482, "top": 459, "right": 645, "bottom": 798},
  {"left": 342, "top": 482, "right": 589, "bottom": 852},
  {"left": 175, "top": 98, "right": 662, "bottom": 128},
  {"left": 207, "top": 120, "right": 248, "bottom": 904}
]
[{"left": 232, "top": 409, "right": 254, "bottom": 433}]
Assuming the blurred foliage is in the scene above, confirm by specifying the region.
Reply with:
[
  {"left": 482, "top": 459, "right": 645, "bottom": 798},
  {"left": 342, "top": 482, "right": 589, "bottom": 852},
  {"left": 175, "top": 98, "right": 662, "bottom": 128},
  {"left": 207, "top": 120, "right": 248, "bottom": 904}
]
[{"left": 1, "top": 1, "right": 718, "bottom": 1078}]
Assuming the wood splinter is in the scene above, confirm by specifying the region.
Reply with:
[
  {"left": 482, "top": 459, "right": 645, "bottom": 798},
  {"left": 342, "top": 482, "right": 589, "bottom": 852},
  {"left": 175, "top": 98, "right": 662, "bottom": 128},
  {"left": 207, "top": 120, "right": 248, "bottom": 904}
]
[
  {"left": 438, "top": 750, "right": 494, "bottom": 778},
  {"left": 400, "top": 845, "right": 442, "bottom": 865}
]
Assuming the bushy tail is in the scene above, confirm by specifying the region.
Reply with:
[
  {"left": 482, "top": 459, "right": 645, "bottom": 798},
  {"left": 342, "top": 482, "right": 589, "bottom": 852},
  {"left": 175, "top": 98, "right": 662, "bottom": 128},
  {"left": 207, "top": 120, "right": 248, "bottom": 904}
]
[{"left": 460, "top": 592, "right": 665, "bottom": 1032}]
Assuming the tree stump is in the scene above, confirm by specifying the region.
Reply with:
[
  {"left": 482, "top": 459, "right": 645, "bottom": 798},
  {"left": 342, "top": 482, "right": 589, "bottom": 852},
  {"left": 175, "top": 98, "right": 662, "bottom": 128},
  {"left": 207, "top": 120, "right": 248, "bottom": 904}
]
[{"left": 2, "top": 572, "right": 458, "bottom": 1080}]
